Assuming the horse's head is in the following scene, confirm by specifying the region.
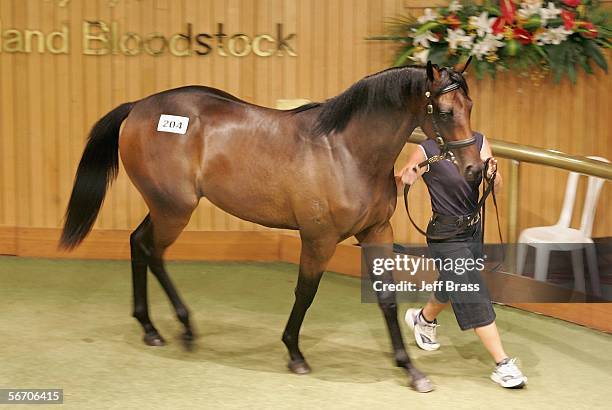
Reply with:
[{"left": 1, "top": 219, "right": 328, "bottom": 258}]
[{"left": 418, "top": 58, "right": 482, "bottom": 181}]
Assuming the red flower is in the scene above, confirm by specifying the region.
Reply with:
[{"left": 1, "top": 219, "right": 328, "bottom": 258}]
[
  {"left": 513, "top": 28, "right": 533, "bottom": 45},
  {"left": 562, "top": 0, "right": 581, "bottom": 7},
  {"left": 500, "top": 0, "right": 516, "bottom": 23},
  {"left": 492, "top": 17, "right": 506, "bottom": 35},
  {"left": 579, "top": 21, "right": 598, "bottom": 38},
  {"left": 561, "top": 10, "right": 575, "bottom": 30},
  {"left": 446, "top": 14, "right": 461, "bottom": 29}
]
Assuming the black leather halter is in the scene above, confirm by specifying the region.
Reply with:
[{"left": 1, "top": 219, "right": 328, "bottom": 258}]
[{"left": 419, "top": 81, "right": 476, "bottom": 169}]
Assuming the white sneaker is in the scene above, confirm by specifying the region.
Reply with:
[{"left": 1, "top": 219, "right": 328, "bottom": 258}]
[
  {"left": 491, "top": 358, "right": 528, "bottom": 388},
  {"left": 405, "top": 308, "right": 440, "bottom": 351}
]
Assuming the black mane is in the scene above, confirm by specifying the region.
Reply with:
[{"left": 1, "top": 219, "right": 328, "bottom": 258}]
[
  {"left": 312, "top": 66, "right": 428, "bottom": 136},
  {"left": 292, "top": 65, "right": 468, "bottom": 136}
]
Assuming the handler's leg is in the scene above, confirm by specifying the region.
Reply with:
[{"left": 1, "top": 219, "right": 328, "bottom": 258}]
[
  {"left": 422, "top": 295, "right": 448, "bottom": 322},
  {"left": 462, "top": 239, "right": 527, "bottom": 388},
  {"left": 483, "top": 320, "right": 528, "bottom": 389},
  {"left": 357, "top": 222, "right": 433, "bottom": 393},
  {"left": 474, "top": 321, "right": 507, "bottom": 364}
]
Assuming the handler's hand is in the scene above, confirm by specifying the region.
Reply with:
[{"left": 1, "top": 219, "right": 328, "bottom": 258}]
[
  {"left": 396, "top": 165, "right": 419, "bottom": 186},
  {"left": 486, "top": 157, "right": 498, "bottom": 180}
]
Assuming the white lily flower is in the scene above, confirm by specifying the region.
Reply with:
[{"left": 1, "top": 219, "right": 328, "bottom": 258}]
[
  {"left": 540, "top": 2, "right": 561, "bottom": 23},
  {"left": 446, "top": 28, "right": 474, "bottom": 51},
  {"left": 448, "top": 0, "right": 463, "bottom": 13},
  {"left": 469, "top": 12, "right": 496, "bottom": 38},
  {"left": 470, "top": 33, "right": 505, "bottom": 60},
  {"left": 535, "top": 26, "right": 573, "bottom": 45},
  {"left": 413, "top": 30, "right": 440, "bottom": 48},
  {"left": 410, "top": 48, "right": 430, "bottom": 64},
  {"left": 417, "top": 8, "right": 439, "bottom": 24},
  {"left": 518, "top": 1, "right": 542, "bottom": 19}
]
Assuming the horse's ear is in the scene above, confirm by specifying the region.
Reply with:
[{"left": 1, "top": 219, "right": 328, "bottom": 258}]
[
  {"left": 426, "top": 61, "right": 440, "bottom": 82},
  {"left": 461, "top": 56, "right": 473, "bottom": 73}
]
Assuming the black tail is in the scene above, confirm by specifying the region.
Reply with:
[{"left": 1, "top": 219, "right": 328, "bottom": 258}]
[{"left": 59, "top": 102, "right": 134, "bottom": 250}]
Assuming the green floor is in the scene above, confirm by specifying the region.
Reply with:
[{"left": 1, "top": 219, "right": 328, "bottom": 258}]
[{"left": 0, "top": 257, "right": 611, "bottom": 409}]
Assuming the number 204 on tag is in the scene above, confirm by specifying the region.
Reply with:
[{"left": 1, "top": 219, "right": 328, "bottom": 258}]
[{"left": 157, "top": 115, "right": 189, "bottom": 135}]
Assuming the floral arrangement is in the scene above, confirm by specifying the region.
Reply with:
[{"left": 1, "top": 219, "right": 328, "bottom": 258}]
[{"left": 371, "top": 0, "right": 611, "bottom": 82}]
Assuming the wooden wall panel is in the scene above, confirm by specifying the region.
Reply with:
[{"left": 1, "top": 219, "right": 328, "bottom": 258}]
[{"left": 0, "top": 0, "right": 610, "bottom": 250}]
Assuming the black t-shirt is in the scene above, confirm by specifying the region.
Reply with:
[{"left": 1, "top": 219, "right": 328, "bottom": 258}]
[{"left": 420, "top": 132, "right": 484, "bottom": 217}]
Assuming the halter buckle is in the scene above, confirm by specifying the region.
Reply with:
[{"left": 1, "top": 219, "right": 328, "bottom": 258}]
[
  {"left": 426, "top": 104, "right": 433, "bottom": 115},
  {"left": 446, "top": 150, "right": 458, "bottom": 165}
]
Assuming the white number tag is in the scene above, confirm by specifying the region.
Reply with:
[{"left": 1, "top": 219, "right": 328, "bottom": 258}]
[{"left": 157, "top": 114, "right": 189, "bottom": 134}]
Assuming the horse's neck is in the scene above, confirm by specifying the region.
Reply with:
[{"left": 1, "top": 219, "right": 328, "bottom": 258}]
[{"left": 343, "top": 110, "right": 417, "bottom": 176}]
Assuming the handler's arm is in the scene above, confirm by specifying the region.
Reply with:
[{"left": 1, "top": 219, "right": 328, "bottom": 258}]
[
  {"left": 396, "top": 146, "right": 428, "bottom": 186},
  {"left": 481, "top": 136, "right": 503, "bottom": 191}
]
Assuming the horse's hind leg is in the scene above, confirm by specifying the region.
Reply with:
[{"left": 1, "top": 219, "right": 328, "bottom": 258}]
[
  {"left": 130, "top": 204, "right": 196, "bottom": 346},
  {"left": 148, "top": 208, "right": 196, "bottom": 345},
  {"left": 356, "top": 222, "right": 434, "bottom": 393},
  {"left": 130, "top": 215, "right": 165, "bottom": 346},
  {"left": 282, "top": 235, "right": 337, "bottom": 374}
]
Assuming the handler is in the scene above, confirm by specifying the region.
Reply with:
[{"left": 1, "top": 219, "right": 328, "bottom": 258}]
[{"left": 397, "top": 131, "right": 528, "bottom": 388}]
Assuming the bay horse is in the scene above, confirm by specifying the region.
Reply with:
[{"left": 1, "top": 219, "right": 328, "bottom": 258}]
[{"left": 60, "top": 61, "right": 479, "bottom": 392}]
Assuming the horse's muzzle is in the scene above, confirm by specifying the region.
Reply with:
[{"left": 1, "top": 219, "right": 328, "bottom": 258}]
[{"left": 464, "top": 162, "right": 483, "bottom": 181}]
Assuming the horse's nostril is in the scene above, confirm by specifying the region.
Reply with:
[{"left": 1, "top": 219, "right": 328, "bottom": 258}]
[
  {"left": 465, "top": 165, "right": 474, "bottom": 178},
  {"left": 465, "top": 163, "right": 483, "bottom": 178},
  {"left": 464, "top": 163, "right": 482, "bottom": 180}
]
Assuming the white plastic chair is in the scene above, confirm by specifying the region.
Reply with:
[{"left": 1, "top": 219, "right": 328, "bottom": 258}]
[{"left": 516, "top": 156, "right": 609, "bottom": 297}]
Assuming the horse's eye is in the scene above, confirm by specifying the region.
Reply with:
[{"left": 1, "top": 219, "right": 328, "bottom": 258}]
[{"left": 439, "top": 111, "right": 453, "bottom": 119}]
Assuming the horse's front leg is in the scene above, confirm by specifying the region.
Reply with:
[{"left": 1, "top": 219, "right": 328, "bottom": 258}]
[
  {"left": 356, "top": 222, "right": 434, "bottom": 393},
  {"left": 282, "top": 235, "right": 338, "bottom": 374}
]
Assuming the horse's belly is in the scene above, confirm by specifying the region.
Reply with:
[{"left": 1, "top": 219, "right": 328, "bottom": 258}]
[{"left": 201, "top": 179, "right": 299, "bottom": 230}]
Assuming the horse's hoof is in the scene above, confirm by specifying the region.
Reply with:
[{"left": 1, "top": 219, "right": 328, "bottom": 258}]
[
  {"left": 288, "top": 359, "right": 311, "bottom": 375},
  {"left": 411, "top": 377, "right": 435, "bottom": 393},
  {"left": 183, "top": 329, "right": 195, "bottom": 342},
  {"left": 144, "top": 333, "right": 166, "bottom": 346},
  {"left": 181, "top": 330, "right": 196, "bottom": 350}
]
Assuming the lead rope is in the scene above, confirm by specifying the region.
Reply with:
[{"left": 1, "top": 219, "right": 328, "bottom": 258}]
[{"left": 481, "top": 158, "right": 505, "bottom": 271}]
